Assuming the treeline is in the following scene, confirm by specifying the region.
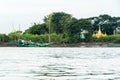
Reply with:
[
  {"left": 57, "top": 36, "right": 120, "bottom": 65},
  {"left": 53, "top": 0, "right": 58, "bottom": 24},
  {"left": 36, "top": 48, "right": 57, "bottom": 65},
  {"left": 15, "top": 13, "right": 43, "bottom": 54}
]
[{"left": 1, "top": 12, "right": 120, "bottom": 43}]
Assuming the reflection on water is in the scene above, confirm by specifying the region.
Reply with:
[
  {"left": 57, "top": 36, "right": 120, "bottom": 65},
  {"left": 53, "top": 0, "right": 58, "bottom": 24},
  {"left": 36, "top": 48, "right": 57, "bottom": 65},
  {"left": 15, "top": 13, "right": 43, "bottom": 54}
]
[{"left": 0, "top": 48, "right": 120, "bottom": 80}]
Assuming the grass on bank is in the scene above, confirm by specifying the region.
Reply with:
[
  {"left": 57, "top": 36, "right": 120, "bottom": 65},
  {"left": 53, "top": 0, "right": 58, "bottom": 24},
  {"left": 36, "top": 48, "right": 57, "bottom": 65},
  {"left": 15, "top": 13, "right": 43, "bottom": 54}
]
[{"left": 1, "top": 33, "right": 120, "bottom": 44}]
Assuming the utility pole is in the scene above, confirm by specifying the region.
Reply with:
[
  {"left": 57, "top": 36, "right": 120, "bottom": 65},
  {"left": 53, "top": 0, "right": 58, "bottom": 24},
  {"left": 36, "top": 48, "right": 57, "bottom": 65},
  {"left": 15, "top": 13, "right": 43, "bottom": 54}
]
[{"left": 48, "top": 17, "right": 51, "bottom": 43}]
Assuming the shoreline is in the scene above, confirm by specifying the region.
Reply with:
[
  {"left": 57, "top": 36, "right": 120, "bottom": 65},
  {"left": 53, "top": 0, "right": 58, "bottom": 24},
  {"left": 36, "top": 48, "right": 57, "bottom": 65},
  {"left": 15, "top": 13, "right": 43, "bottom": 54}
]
[
  {"left": 0, "top": 42, "right": 16, "bottom": 47},
  {"left": 51, "top": 42, "right": 108, "bottom": 47},
  {"left": 0, "top": 42, "right": 112, "bottom": 47}
]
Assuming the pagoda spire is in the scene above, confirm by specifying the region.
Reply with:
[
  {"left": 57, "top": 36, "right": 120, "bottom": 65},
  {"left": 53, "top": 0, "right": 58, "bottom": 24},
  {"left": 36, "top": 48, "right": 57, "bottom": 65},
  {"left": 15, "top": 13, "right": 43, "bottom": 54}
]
[
  {"left": 98, "top": 25, "right": 102, "bottom": 34},
  {"left": 92, "top": 25, "right": 107, "bottom": 38}
]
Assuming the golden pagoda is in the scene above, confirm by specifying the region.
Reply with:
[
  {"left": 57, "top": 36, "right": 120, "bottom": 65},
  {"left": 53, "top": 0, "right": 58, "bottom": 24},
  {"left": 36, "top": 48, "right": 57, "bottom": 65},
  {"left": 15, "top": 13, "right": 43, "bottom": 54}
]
[{"left": 92, "top": 26, "right": 107, "bottom": 38}]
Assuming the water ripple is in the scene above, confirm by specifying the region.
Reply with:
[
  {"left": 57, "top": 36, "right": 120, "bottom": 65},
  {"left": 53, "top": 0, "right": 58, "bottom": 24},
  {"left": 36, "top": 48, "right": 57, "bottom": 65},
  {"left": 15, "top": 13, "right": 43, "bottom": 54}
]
[{"left": 0, "top": 48, "right": 120, "bottom": 80}]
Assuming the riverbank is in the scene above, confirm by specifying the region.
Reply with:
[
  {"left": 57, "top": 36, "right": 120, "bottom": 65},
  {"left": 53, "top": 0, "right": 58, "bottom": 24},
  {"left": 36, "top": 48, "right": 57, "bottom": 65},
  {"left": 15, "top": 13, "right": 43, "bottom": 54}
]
[
  {"left": 0, "top": 42, "right": 16, "bottom": 47},
  {"left": 0, "top": 42, "right": 110, "bottom": 47},
  {"left": 51, "top": 42, "right": 108, "bottom": 47},
  {"left": 1, "top": 42, "right": 120, "bottom": 47}
]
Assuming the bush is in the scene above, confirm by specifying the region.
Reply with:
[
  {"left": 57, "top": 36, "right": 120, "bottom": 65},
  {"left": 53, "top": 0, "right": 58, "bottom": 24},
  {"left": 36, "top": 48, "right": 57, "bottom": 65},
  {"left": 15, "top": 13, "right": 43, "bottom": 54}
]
[
  {"left": 113, "top": 38, "right": 120, "bottom": 43},
  {"left": 0, "top": 34, "right": 9, "bottom": 42},
  {"left": 40, "top": 33, "right": 49, "bottom": 42},
  {"left": 23, "top": 34, "right": 41, "bottom": 42},
  {"left": 49, "top": 33, "right": 66, "bottom": 43},
  {"left": 112, "top": 35, "right": 120, "bottom": 43},
  {"left": 91, "top": 35, "right": 120, "bottom": 43},
  {"left": 8, "top": 31, "right": 22, "bottom": 41}
]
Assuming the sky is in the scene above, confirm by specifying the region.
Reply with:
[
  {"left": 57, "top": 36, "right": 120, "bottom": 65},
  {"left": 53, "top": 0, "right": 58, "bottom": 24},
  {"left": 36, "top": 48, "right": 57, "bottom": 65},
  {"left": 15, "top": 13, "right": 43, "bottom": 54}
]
[{"left": 0, "top": 0, "right": 120, "bottom": 34}]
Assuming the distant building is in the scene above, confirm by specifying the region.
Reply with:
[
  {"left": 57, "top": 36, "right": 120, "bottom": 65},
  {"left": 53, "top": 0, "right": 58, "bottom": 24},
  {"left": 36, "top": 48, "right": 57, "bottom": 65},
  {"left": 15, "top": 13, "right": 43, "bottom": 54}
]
[
  {"left": 92, "top": 26, "right": 107, "bottom": 38},
  {"left": 80, "top": 29, "right": 88, "bottom": 39}
]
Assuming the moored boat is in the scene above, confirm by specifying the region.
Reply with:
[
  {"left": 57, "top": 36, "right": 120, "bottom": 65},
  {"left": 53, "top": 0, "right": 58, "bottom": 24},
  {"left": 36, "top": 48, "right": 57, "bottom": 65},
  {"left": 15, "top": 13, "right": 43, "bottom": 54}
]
[{"left": 10, "top": 39, "right": 53, "bottom": 47}]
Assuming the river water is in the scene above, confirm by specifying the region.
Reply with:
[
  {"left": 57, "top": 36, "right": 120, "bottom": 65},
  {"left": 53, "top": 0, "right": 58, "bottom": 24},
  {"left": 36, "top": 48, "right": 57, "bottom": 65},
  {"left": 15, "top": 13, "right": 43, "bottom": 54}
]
[{"left": 0, "top": 48, "right": 120, "bottom": 80}]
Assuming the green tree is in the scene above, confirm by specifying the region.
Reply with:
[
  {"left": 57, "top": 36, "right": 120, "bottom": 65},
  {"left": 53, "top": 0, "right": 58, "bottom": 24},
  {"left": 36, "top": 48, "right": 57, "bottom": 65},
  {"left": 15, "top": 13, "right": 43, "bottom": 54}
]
[
  {"left": 24, "top": 23, "right": 48, "bottom": 35},
  {"left": 44, "top": 12, "right": 72, "bottom": 34},
  {"left": 91, "top": 14, "right": 119, "bottom": 35},
  {"left": 0, "top": 34, "right": 9, "bottom": 42},
  {"left": 8, "top": 31, "right": 22, "bottom": 41},
  {"left": 66, "top": 19, "right": 92, "bottom": 42}
]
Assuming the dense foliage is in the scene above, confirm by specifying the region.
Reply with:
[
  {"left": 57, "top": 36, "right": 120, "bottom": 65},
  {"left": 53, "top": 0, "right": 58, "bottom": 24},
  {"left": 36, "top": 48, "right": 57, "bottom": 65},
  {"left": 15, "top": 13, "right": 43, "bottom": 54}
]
[
  {"left": 1, "top": 12, "right": 120, "bottom": 44},
  {"left": 89, "top": 14, "right": 120, "bottom": 35},
  {"left": 44, "top": 12, "right": 72, "bottom": 34},
  {"left": 24, "top": 23, "right": 48, "bottom": 35}
]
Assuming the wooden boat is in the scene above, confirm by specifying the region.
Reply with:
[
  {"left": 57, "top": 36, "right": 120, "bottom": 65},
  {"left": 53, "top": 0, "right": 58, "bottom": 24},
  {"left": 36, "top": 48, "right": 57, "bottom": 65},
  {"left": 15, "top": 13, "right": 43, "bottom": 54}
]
[{"left": 10, "top": 39, "right": 53, "bottom": 47}]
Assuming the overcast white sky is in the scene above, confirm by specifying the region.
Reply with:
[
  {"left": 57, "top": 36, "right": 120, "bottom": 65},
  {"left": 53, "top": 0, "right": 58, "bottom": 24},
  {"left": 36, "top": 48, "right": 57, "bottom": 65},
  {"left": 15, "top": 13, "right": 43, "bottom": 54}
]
[{"left": 0, "top": 0, "right": 120, "bottom": 34}]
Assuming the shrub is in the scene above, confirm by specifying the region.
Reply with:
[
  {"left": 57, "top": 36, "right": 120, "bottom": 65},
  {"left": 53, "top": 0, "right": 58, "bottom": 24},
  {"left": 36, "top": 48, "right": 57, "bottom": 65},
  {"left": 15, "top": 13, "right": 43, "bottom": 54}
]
[
  {"left": 23, "top": 34, "right": 41, "bottom": 42},
  {"left": 0, "top": 34, "right": 9, "bottom": 42}
]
